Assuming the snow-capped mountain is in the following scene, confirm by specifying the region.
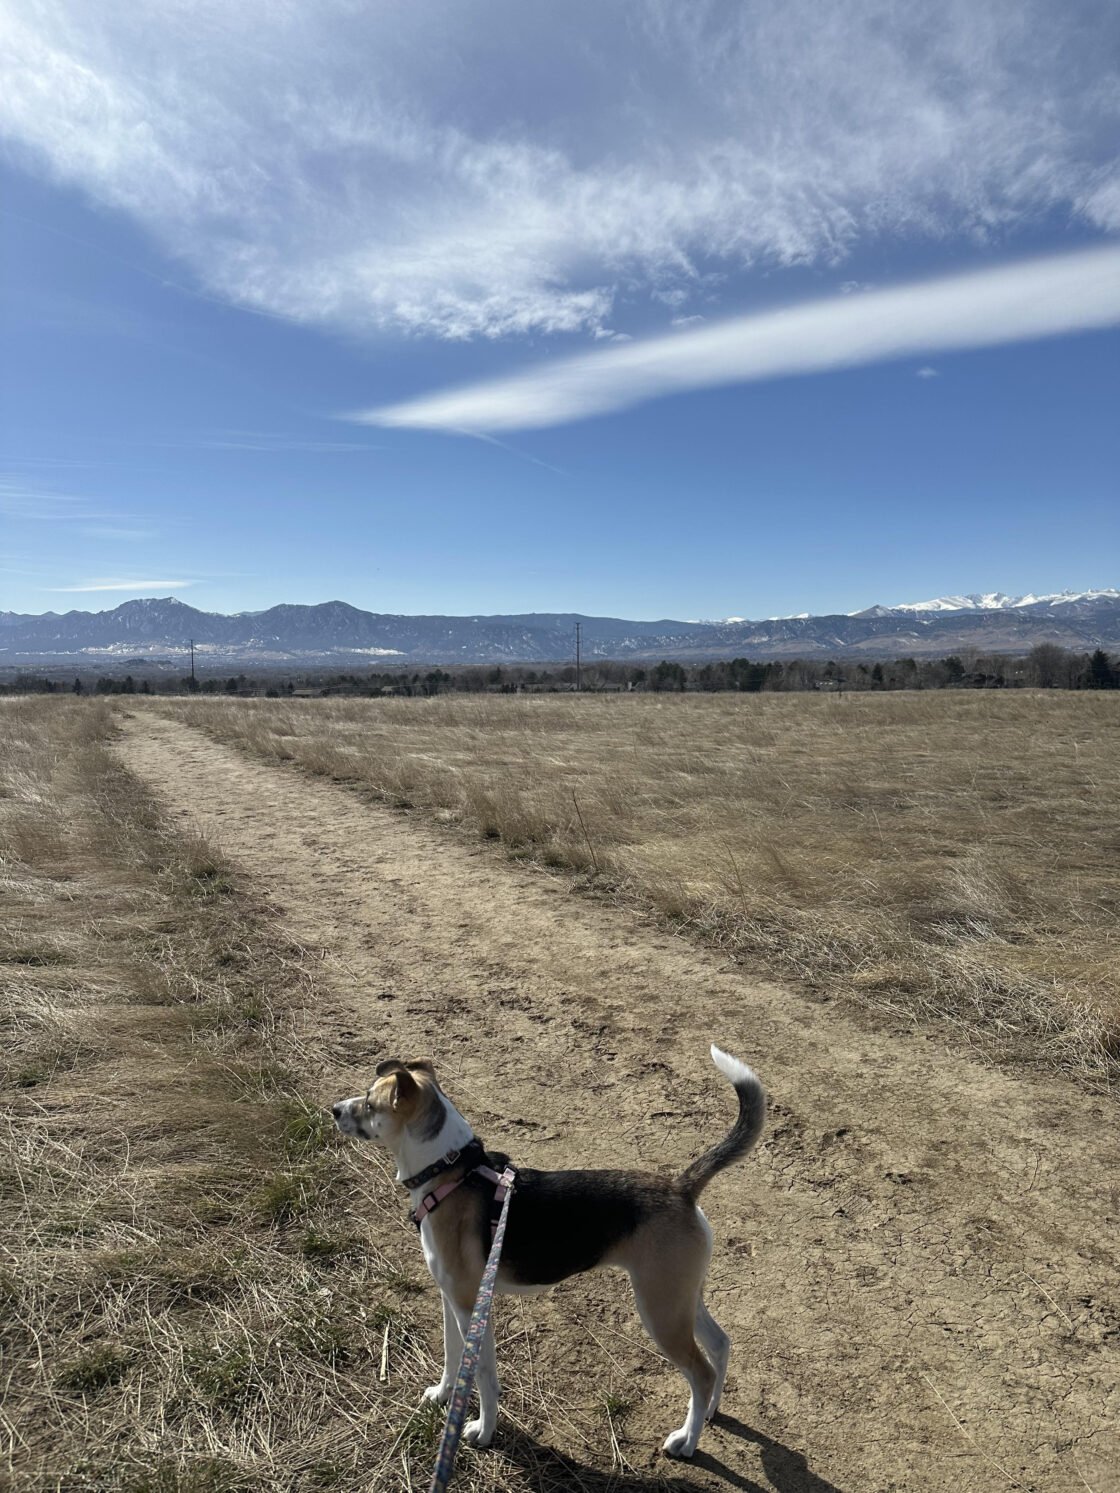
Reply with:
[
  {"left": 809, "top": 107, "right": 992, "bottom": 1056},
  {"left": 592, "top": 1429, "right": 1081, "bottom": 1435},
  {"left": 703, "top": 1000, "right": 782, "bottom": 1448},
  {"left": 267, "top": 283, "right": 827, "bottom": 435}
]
[{"left": 886, "top": 588, "right": 1120, "bottom": 614}]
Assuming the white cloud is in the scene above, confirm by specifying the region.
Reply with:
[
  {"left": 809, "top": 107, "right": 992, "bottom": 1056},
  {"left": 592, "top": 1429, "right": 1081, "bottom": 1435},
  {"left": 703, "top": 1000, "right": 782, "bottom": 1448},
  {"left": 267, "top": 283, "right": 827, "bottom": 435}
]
[
  {"left": 915, "top": 366, "right": 940, "bottom": 378},
  {"left": 354, "top": 246, "right": 1120, "bottom": 431},
  {"left": 0, "top": 1, "right": 1117, "bottom": 340},
  {"left": 49, "top": 579, "right": 197, "bottom": 592}
]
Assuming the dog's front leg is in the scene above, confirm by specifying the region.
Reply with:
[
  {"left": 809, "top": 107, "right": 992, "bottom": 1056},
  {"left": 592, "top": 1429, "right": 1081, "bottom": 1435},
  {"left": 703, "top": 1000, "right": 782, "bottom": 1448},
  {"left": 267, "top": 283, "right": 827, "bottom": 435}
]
[
  {"left": 450, "top": 1304, "right": 499, "bottom": 1447},
  {"left": 422, "top": 1292, "right": 461, "bottom": 1407}
]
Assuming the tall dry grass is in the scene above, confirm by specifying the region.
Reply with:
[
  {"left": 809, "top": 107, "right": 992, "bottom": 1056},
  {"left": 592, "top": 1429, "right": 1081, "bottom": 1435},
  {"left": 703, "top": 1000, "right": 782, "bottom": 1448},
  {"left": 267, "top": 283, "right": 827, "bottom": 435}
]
[
  {"left": 1, "top": 701, "right": 688, "bottom": 1492},
  {"left": 159, "top": 691, "right": 1120, "bottom": 1085}
]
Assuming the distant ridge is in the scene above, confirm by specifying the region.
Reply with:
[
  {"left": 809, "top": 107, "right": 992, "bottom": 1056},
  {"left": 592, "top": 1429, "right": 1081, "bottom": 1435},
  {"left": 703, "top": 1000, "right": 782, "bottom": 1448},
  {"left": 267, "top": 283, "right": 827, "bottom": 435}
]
[{"left": 1, "top": 590, "right": 1118, "bottom": 668}]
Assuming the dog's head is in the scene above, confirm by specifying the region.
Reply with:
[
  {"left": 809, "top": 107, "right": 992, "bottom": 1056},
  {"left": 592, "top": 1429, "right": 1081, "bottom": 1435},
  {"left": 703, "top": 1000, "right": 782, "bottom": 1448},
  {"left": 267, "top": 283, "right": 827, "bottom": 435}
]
[{"left": 331, "top": 1058, "right": 444, "bottom": 1147}]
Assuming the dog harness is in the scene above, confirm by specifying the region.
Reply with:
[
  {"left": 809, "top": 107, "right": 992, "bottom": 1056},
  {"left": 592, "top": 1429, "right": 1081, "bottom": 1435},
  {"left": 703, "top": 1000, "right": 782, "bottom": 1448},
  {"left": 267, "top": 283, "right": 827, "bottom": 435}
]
[{"left": 407, "top": 1139, "right": 515, "bottom": 1238}]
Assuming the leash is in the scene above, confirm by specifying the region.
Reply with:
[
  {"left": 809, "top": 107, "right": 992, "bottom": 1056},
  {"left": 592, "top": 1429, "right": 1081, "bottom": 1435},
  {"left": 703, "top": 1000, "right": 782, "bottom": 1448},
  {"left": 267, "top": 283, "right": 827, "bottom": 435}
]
[{"left": 427, "top": 1165, "right": 516, "bottom": 1493}]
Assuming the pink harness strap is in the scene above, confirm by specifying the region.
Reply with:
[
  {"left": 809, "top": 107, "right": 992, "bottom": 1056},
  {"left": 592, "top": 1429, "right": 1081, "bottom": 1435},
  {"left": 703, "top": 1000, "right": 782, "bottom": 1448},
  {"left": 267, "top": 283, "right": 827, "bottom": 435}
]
[
  {"left": 410, "top": 1162, "right": 516, "bottom": 1240},
  {"left": 411, "top": 1175, "right": 467, "bottom": 1226},
  {"left": 478, "top": 1164, "right": 515, "bottom": 1239}
]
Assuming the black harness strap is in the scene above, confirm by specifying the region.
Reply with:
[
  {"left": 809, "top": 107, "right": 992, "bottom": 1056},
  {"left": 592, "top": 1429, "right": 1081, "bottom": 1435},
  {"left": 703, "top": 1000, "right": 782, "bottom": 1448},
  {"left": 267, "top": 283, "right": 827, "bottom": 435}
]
[{"left": 400, "top": 1137, "right": 485, "bottom": 1193}]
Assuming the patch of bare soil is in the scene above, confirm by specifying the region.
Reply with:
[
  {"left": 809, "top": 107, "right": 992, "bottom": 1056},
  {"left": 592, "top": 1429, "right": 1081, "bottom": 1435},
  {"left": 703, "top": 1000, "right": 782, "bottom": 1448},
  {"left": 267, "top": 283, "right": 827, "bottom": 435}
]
[{"left": 115, "top": 710, "right": 1120, "bottom": 1493}]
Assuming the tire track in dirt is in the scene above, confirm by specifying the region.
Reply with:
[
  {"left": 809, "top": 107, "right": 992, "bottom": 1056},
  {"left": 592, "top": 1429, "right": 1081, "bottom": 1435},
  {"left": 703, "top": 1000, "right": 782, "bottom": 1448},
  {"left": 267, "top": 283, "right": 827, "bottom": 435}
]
[{"left": 115, "top": 710, "right": 1119, "bottom": 1493}]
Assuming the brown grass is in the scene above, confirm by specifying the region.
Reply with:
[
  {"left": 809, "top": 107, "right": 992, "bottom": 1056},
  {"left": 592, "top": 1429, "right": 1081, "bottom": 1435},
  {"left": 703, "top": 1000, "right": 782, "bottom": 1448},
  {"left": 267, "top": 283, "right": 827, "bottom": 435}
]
[
  {"left": 1, "top": 700, "right": 701, "bottom": 1492},
  {"left": 155, "top": 691, "right": 1120, "bottom": 1086}
]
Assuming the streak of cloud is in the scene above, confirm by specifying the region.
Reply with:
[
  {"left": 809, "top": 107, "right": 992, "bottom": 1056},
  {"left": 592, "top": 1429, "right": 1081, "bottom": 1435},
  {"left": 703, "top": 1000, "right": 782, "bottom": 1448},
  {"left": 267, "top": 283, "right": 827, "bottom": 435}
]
[
  {"left": 80, "top": 526, "right": 157, "bottom": 541},
  {"left": 353, "top": 246, "right": 1120, "bottom": 433},
  {"left": 49, "top": 579, "right": 197, "bottom": 592}
]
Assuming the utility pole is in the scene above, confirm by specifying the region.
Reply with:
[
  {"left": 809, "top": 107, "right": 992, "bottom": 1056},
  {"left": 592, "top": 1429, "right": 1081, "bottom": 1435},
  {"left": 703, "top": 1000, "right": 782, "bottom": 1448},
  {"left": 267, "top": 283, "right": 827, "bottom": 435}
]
[
  {"left": 189, "top": 639, "right": 196, "bottom": 683},
  {"left": 575, "top": 621, "right": 581, "bottom": 692}
]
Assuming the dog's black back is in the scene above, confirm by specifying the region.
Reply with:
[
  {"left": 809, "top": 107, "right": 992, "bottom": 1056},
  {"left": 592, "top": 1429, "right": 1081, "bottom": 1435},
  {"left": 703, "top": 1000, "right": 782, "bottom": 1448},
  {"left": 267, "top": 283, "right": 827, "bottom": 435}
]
[{"left": 473, "top": 1150, "right": 691, "bottom": 1287}]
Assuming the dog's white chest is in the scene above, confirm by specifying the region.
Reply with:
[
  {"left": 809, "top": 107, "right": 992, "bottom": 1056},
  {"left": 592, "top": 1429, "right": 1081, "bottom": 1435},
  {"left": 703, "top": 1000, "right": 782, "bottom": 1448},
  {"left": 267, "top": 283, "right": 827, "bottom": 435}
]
[{"left": 418, "top": 1216, "right": 454, "bottom": 1291}]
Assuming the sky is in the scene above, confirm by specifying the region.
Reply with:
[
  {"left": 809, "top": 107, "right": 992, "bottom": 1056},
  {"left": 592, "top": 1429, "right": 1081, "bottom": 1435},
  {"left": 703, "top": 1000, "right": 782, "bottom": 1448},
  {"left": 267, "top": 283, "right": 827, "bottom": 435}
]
[{"left": 2, "top": 0, "right": 1118, "bottom": 622}]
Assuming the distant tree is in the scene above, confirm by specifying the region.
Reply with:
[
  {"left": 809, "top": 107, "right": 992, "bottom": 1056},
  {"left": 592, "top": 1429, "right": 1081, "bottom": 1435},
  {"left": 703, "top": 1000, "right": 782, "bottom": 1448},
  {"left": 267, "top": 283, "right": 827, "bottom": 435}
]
[
  {"left": 1028, "top": 643, "right": 1069, "bottom": 688},
  {"left": 651, "top": 660, "right": 686, "bottom": 691},
  {"left": 1088, "top": 648, "right": 1116, "bottom": 689},
  {"left": 73, "top": 677, "right": 83, "bottom": 694}
]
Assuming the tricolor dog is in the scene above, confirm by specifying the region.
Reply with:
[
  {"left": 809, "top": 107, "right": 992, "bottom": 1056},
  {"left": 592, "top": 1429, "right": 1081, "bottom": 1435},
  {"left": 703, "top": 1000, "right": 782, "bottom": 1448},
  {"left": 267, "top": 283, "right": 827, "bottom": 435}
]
[{"left": 331, "top": 1045, "right": 766, "bottom": 1458}]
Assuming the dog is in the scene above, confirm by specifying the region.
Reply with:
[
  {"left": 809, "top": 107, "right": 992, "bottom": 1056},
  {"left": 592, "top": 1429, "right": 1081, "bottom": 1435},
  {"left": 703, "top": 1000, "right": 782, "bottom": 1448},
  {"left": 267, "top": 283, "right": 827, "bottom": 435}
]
[{"left": 331, "top": 1044, "right": 766, "bottom": 1458}]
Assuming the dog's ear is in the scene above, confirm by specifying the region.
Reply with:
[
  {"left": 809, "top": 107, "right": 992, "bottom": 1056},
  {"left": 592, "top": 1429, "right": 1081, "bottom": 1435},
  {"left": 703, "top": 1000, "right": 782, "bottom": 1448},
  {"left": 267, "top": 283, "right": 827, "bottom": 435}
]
[
  {"left": 389, "top": 1067, "right": 419, "bottom": 1108},
  {"left": 405, "top": 1058, "right": 437, "bottom": 1080},
  {"left": 373, "top": 1058, "right": 419, "bottom": 1108}
]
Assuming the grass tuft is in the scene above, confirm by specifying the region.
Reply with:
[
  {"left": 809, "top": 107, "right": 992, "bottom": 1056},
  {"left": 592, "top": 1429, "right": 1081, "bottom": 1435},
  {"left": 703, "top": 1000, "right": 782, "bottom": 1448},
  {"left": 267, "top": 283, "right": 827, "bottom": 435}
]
[
  {"left": 251, "top": 1170, "right": 316, "bottom": 1225},
  {"left": 56, "top": 1342, "right": 134, "bottom": 1392}
]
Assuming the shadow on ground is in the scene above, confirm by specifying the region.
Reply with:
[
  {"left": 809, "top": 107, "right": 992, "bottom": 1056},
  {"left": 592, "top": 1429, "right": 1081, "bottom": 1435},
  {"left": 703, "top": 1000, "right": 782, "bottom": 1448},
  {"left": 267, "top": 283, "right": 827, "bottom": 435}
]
[{"left": 488, "top": 1414, "right": 845, "bottom": 1493}]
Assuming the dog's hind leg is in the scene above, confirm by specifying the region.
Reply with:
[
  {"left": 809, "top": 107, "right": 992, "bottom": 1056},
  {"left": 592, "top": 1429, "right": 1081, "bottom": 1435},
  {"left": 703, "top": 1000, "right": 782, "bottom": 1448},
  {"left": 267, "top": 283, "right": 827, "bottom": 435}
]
[
  {"left": 631, "top": 1274, "right": 717, "bottom": 1459},
  {"left": 422, "top": 1291, "right": 461, "bottom": 1407},
  {"left": 695, "top": 1299, "right": 730, "bottom": 1419}
]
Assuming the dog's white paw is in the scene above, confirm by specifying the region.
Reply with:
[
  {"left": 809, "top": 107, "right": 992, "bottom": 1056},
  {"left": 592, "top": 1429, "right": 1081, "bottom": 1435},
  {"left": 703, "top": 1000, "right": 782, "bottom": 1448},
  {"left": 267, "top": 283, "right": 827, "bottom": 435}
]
[
  {"left": 662, "top": 1427, "right": 697, "bottom": 1459},
  {"left": 463, "top": 1418, "right": 494, "bottom": 1447},
  {"left": 421, "top": 1382, "right": 451, "bottom": 1406}
]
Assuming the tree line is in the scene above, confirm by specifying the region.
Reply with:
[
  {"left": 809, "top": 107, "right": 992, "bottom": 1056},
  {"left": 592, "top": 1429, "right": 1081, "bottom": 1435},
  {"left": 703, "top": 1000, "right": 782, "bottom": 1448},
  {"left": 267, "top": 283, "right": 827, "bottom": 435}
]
[{"left": 3, "top": 643, "right": 1118, "bottom": 697}]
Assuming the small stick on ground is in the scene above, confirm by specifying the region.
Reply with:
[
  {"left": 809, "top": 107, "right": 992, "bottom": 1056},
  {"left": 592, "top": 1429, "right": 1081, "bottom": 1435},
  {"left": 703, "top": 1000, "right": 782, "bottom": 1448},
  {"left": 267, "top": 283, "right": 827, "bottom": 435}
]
[
  {"left": 572, "top": 792, "right": 600, "bottom": 875},
  {"left": 920, "top": 1372, "right": 1024, "bottom": 1489}
]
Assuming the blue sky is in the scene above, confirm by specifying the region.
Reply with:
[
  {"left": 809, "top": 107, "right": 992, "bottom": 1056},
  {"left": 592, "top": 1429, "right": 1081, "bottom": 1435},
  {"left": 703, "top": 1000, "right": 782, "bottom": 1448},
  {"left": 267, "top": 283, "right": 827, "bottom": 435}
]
[{"left": 2, "top": 0, "right": 1118, "bottom": 621}]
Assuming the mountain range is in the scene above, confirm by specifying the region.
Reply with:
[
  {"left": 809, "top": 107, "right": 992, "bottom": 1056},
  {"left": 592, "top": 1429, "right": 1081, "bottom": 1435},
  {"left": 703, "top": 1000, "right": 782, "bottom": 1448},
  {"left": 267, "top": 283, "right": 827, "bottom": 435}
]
[{"left": 2, "top": 590, "right": 1118, "bottom": 669}]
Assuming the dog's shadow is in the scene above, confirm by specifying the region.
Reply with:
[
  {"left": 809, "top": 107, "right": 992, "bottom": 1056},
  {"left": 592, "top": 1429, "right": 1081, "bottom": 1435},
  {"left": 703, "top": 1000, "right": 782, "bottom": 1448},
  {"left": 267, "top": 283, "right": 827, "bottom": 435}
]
[
  {"left": 697, "top": 1414, "right": 847, "bottom": 1492},
  {"left": 492, "top": 1413, "right": 846, "bottom": 1493}
]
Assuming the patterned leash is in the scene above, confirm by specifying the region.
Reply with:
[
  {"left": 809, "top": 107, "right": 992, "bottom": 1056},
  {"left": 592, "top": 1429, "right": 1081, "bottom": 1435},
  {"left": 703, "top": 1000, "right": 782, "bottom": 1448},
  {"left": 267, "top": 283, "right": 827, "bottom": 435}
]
[{"left": 428, "top": 1166, "right": 516, "bottom": 1493}]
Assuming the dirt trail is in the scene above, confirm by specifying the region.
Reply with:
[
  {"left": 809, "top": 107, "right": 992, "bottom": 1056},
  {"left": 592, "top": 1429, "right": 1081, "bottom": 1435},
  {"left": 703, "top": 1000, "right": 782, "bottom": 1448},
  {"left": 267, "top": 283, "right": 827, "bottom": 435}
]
[{"left": 114, "top": 711, "right": 1119, "bottom": 1493}]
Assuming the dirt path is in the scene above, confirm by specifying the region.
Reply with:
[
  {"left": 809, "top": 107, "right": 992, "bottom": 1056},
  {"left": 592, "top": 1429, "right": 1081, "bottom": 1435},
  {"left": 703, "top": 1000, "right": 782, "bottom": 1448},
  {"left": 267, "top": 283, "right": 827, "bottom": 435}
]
[{"left": 114, "top": 711, "right": 1119, "bottom": 1493}]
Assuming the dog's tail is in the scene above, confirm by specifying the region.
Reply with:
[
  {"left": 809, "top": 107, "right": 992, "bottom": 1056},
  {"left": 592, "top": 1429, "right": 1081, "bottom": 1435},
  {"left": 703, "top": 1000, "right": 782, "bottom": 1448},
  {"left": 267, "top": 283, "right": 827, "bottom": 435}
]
[{"left": 677, "top": 1046, "right": 767, "bottom": 1202}]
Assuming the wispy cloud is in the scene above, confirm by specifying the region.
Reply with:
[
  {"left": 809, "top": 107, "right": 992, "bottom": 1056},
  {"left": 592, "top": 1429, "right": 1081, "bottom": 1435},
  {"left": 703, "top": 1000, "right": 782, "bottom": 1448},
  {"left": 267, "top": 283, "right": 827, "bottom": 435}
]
[
  {"left": 353, "top": 246, "right": 1120, "bottom": 432},
  {"left": 916, "top": 366, "right": 940, "bottom": 379},
  {"left": 80, "top": 525, "right": 157, "bottom": 541},
  {"left": 0, "top": 478, "right": 82, "bottom": 518},
  {"left": 1, "top": 1, "right": 1117, "bottom": 340},
  {"left": 1, "top": 477, "right": 148, "bottom": 528},
  {"left": 48, "top": 579, "right": 197, "bottom": 593},
  {"left": 190, "top": 432, "right": 382, "bottom": 453}
]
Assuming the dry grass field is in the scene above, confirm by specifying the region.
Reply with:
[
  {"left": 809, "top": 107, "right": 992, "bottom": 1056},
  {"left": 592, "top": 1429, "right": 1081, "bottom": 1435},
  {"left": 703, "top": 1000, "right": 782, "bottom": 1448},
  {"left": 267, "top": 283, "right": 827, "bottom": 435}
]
[
  {"left": 5, "top": 695, "right": 1119, "bottom": 1493},
  {"left": 160, "top": 691, "right": 1120, "bottom": 1085}
]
